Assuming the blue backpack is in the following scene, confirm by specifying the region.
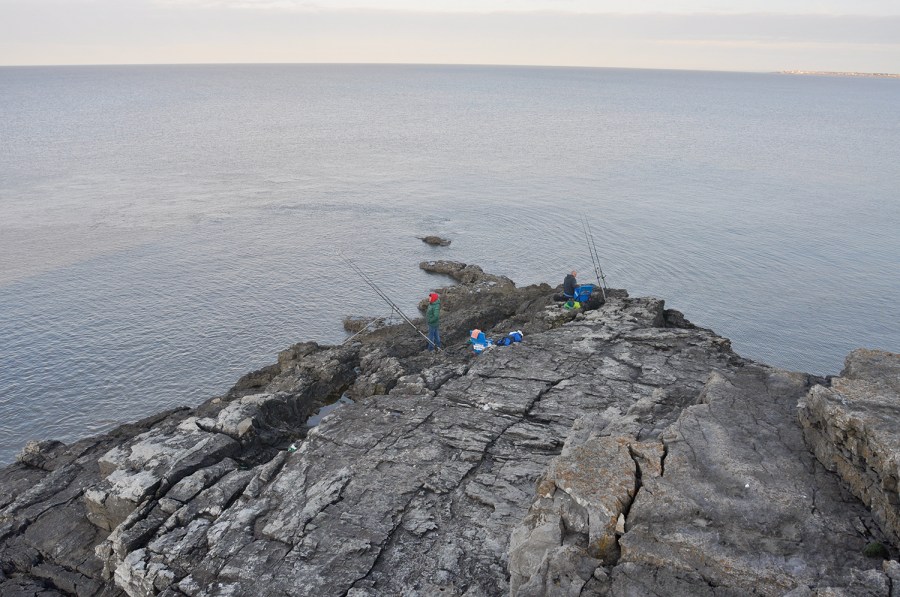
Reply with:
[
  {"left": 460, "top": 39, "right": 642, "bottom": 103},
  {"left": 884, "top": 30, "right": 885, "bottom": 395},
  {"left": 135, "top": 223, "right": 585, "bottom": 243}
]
[
  {"left": 573, "top": 284, "right": 593, "bottom": 303},
  {"left": 497, "top": 330, "right": 524, "bottom": 346}
]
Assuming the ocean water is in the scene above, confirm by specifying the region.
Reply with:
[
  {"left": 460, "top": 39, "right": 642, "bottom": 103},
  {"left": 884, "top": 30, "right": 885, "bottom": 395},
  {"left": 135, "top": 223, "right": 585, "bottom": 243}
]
[{"left": 1, "top": 64, "right": 898, "bottom": 465}]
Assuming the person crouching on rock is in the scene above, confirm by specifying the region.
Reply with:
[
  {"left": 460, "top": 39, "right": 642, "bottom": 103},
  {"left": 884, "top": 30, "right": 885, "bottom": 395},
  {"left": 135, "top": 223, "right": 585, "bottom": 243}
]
[
  {"left": 426, "top": 292, "right": 441, "bottom": 351},
  {"left": 563, "top": 270, "right": 578, "bottom": 299}
]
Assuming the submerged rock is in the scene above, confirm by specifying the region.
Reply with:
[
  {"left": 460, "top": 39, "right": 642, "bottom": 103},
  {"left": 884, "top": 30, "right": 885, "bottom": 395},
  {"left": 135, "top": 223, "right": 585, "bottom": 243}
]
[
  {"left": 419, "top": 235, "right": 451, "bottom": 246},
  {"left": 0, "top": 261, "right": 896, "bottom": 597}
]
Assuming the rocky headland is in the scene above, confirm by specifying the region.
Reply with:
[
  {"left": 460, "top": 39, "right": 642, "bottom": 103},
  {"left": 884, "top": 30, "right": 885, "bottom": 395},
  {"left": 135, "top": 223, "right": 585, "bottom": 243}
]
[
  {"left": 779, "top": 71, "right": 900, "bottom": 79},
  {"left": 1, "top": 262, "right": 898, "bottom": 597}
]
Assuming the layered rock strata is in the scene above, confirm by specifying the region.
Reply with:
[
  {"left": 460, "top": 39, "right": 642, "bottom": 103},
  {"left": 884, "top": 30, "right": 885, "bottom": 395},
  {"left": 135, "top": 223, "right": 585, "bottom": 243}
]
[
  {"left": 0, "top": 262, "right": 896, "bottom": 597},
  {"left": 799, "top": 349, "right": 900, "bottom": 545}
]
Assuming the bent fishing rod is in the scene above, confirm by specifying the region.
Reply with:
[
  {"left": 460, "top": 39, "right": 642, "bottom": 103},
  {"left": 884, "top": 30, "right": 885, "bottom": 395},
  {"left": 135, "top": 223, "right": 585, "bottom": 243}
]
[
  {"left": 581, "top": 215, "right": 608, "bottom": 300},
  {"left": 338, "top": 253, "right": 441, "bottom": 351}
]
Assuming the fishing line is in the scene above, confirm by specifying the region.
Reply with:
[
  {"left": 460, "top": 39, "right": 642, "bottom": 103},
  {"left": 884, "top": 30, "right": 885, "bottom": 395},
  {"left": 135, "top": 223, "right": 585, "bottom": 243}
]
[{"left": 338, "top": 252, "right": 442, "bottom": 351}]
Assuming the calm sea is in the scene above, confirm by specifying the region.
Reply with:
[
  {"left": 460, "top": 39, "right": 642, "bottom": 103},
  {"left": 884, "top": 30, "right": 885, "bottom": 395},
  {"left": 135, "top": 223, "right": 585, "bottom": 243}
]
[{"left": 1, "top": 64, "right": 898, "bottom": 464}]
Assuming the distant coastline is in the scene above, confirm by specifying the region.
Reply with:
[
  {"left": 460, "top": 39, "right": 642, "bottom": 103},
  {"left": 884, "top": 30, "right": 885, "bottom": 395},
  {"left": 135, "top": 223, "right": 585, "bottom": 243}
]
[{"left": 779, "top": 70, "right": 900, "bottom": 79}]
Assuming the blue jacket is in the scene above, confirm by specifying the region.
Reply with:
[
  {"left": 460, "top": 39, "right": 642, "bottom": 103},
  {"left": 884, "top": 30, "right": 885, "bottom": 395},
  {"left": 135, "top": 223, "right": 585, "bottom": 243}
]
[{"left": 563, "top": 274, "right": 577, "bottom": 297}]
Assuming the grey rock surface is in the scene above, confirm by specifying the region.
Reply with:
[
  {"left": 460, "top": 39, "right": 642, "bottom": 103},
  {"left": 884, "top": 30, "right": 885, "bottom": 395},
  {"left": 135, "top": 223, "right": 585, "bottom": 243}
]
[
  {"left": 613, "top": 366, "right": 888, "bottom": 596},
  {"left": 0, "top": 262, "right": 896, "bottom": 597}
]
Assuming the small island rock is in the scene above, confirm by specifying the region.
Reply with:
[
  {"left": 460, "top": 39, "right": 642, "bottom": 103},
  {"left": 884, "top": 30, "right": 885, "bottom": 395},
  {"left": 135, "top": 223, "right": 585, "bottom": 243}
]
[{"left": 419, "top": 235, "right": 451, "bottom": 246}]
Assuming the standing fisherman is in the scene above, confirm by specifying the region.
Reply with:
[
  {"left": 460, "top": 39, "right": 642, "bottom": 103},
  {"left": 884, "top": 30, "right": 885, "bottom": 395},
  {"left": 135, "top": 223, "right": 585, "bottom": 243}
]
[
  {"left": 340, "top": 253, "right": 441, "bottom": 351},
  {"left": 426, "top": 293, "right": 442, "bottom": 351}
]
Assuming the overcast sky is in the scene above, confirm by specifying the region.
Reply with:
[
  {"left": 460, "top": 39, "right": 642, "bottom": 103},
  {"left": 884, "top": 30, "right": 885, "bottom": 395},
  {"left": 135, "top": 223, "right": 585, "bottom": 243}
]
[{"left": 1, "top": 0, "right": 898, "bottom": 72}]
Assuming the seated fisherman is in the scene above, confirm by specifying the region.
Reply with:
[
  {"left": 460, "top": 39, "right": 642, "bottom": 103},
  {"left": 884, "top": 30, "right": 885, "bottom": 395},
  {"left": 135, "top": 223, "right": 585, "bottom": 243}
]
[{"left": 563, "top": 270, "right": 578, "bottom": 298}]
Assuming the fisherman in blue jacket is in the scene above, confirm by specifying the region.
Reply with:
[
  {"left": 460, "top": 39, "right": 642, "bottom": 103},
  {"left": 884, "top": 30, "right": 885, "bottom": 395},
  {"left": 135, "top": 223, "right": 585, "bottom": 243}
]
[{"left": 563, "top": 270, "right": 578, "bottom": 298}]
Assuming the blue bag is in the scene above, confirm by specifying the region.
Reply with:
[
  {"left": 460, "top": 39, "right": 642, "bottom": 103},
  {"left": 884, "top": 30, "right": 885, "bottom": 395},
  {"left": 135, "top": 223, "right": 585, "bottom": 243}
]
[
  {"left": 469, "top": 330, "right": 493, "bottom": 354},
  {"left": 573, "top": 284, "right": 593, "bottom": 303}
]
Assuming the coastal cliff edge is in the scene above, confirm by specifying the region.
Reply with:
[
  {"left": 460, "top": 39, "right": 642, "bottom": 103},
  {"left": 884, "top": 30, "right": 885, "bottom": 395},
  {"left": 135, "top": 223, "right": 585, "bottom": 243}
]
[{"left": 1, "top": 262, "right": 898, "bottom": 597}]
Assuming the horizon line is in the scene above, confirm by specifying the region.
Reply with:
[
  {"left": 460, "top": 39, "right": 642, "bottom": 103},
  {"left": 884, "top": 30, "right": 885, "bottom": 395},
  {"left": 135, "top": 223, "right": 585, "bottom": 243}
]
[
  {"left": 0, "top": 61, "right": 782, "bottom": 75},
  {"left": 3, "top": 62, "right": 895, "bottom": 77}
]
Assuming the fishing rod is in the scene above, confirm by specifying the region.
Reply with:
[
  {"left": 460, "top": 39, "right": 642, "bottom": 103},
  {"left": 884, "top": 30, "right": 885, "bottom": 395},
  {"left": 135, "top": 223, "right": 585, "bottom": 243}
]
[
  {"left": 581, "top": 215, "right": 607, "bottom": 300},
  {"left": 338, "top": 253, "right": 441, "bottom": 351}
]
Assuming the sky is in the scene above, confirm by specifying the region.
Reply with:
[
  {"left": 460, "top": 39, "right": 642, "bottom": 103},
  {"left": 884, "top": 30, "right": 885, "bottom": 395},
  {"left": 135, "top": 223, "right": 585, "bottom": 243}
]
[{"left": 1, "top": 0, "right": 899, "bottom": 72}]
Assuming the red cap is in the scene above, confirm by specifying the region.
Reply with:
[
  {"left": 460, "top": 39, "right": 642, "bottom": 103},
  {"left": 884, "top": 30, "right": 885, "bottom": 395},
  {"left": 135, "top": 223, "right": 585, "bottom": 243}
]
[{"left": 429, "top": 293, "right": 439, "bottom": 303}]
